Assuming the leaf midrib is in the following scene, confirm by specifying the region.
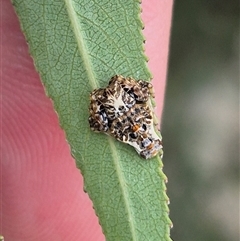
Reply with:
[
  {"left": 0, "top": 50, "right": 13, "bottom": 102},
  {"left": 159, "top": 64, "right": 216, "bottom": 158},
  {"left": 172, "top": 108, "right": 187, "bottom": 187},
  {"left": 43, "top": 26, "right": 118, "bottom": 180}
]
[
  {"left": 109, "top": 140, "right": 137, "bottom": 240},
  {"left": 65, "top": 0, "right": 97, "bottom": 89},
  {"left": 64, "top": 0, "right": 137, "bottom": 239}
]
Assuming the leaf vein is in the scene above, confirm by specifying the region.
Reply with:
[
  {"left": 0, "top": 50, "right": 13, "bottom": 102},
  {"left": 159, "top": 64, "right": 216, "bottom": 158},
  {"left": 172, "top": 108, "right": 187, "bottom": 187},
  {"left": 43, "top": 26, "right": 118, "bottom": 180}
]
[
  {"left": 73, "top": 12, "right": 134, "bottom": 71},
  {"left": 64, "top": 0, "right": 98, "bottom": 89},
  {"left": 108, "top": 139, "right": 138, "bottom": 240}
]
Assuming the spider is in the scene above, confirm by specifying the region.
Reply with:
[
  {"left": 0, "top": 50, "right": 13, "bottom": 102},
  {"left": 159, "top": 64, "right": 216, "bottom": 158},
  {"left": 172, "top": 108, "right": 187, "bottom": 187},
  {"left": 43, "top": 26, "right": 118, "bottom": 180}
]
[{"left": 88, "top": 75, "right": 162, "bottom": 159}]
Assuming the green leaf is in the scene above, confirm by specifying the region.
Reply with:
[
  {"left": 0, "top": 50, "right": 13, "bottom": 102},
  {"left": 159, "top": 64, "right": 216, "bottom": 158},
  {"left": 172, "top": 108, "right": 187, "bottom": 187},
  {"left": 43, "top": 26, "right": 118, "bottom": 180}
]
[{"left": 12, "top": 0, "right": 172, "bottom": 240}]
